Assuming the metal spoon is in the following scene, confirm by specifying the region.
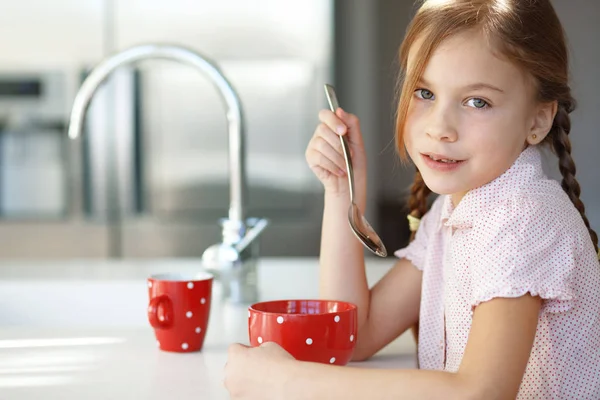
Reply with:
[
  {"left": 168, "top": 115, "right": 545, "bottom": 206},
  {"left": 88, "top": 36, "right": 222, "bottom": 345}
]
[{"left": 324, "top": 84, "right": 387, "bottom": 257}]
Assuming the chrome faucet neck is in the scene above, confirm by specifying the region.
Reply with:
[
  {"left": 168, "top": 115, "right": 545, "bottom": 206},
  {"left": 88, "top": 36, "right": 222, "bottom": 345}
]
[{"left": 67, "top": 44, "right": 247, "bottom": 229}]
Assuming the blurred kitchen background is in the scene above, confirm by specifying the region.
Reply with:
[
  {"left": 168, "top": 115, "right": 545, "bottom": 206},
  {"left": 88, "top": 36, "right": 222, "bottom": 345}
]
[{"left": 0, "top": 0, "right": 598, "bottom": 260}]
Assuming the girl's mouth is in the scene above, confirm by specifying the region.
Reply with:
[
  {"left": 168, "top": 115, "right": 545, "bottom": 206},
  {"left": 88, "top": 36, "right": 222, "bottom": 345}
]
[{"left": 421, "top": 153, "right": 466, "bottom": 171}]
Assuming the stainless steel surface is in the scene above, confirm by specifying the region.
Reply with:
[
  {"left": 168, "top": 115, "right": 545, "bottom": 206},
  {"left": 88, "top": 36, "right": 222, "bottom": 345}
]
[
  {"left": 202, "top": 217, "right": 266, "bottom": 304},
  {"left": 324, "top": 84, "right": 387, "bottom": 257},
  {"left": 123, "top": 58, "right": 325, "bottom": 259},
  {"left": 0, "top": 70, "right": 110, "bottom": 257},
  {"left": 68, "top": 44, "right": 268, "bottom": 303},
  {"left": 82, "top": 68, "right": 136, "bottom": 257},
  {"left": 0, "top": 72, "right": 69, "bottom": 219},
  {"left": 0, "top": 72, "right": 67, "bottom": 119},
  {"left": 0, "top": 124, "right": 66, "bottom": 217},
  {"left": 234, "top": 217, "right": 269, "bottom": 253},
  {"left": 0, "top": 1, "right": 334, "bottom": 260}
]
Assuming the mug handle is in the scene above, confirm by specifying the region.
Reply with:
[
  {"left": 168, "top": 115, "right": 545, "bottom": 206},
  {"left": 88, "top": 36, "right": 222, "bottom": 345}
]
[{"left": 147, "top": 295, "right": 173, "bottom": 329}]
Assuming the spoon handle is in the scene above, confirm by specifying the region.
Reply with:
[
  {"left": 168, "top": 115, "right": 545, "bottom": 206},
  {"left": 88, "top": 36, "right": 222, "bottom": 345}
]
[
  {"left": 324, "top": 84, "right": 355, "bottom": 203},
  {"left": 339, "top": 134, "right": 355, "bottom": 203}
]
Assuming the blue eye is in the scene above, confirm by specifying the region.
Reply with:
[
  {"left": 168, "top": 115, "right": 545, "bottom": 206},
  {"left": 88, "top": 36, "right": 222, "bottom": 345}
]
[
  {"left": 415, "top": 89, "right": 434, "bottom": 100},
  {"left": 466, "top": 98, "right": 489, "bottom": 109}
]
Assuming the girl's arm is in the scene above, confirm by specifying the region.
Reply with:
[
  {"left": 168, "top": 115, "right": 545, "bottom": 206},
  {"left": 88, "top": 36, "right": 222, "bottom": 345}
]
[
  {"left": 320, "top": 192, "right": 423, "bottom": 362},
  {"left": 284, "top": 294, "right": 542, "bottom": 400},
  {"left": 350, "top": 257, "right": 422, "bottom": 361},
  {"left": 314, "top": 108, "right": 422, "bottom": 361}
]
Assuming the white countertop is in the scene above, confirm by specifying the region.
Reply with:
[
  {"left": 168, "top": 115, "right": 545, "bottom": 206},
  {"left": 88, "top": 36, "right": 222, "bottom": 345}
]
[{"left": 0, "top": 257, "right": 417, "bottom": 399}]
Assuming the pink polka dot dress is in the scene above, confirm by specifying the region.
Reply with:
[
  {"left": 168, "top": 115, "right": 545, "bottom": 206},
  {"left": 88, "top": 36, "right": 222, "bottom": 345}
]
[{"left": 395, "top": 146, "right": 600, "bottom": 399}]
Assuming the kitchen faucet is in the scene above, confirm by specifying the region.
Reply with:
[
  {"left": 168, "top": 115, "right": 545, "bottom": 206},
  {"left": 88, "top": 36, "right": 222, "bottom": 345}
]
[{"left": 67, "top": 44, "right": 268, "bottom": 304}]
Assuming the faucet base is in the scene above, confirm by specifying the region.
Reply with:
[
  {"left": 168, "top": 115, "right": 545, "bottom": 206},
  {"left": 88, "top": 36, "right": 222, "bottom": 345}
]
[
  {"left": 201, "top": 217, "right": 267, "bottom": 305},
  {"left": 218, "top": 258, "right": 259, "bottom": 305}
]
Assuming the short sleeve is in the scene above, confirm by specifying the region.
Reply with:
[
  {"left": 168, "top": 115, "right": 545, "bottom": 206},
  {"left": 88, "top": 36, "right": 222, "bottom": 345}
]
[
  {"left": 470, "top": 196, "right": 578, "bottom": 314},
  {"left": 394, "top": 195, "right": 443, "bottom": 271}
]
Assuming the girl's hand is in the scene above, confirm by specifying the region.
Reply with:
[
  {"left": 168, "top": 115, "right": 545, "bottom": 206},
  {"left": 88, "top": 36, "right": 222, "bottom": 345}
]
[
  {"left": 224, "top": 341, "right": 295, "bottom": 400},
  {"left": 305, "top": 108, "right": 368, "bottom": 197}
]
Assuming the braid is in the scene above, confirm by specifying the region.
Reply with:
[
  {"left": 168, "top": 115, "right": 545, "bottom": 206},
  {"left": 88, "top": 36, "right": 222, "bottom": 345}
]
[
  {"left": 407, "top": 170, "right": 432, "bottom": 242},
  {"left": 550, "top": 104, "right": 599, "bottom": 254},
  {"left": 406, "top": 169, "right": 431, "bottom": 356}
]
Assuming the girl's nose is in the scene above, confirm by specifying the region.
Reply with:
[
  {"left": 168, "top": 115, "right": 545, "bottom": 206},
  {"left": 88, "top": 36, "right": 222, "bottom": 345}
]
[{"left": 425, "top": 103, "right": 458, "bottom": 142}]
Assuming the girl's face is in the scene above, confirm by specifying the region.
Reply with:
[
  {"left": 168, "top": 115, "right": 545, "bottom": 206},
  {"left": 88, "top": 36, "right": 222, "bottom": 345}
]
[{"left": 403, "top": 30, "right": 554, "bottom": 204}]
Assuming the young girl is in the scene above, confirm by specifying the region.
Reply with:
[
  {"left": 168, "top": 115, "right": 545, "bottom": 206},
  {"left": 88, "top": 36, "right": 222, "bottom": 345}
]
[{"left": 224, "top": 0, "right": 600, "bottom": 398}]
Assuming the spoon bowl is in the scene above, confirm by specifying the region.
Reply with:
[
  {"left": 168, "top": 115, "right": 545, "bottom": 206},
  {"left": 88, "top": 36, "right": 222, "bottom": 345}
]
[
  {"left": 348, "top": 206, "right": 387, "bottom": 257},
  {"left": 324, "top": 84, "right": 387, "bottom": 257}
]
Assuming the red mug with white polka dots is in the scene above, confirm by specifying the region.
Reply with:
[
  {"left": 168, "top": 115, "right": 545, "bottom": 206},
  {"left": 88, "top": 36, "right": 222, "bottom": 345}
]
[
  {"left": 147, "top": 272, "right": 213, "bottom": 352},
  {"left": 248, "top": 299, "right": 358, "bottom": 365}
]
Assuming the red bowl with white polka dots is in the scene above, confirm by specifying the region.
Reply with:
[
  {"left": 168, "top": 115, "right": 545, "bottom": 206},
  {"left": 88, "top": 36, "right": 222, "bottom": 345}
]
[
  {"left": 248, "top": 299, "right": 358, "bottom": 365},
  {"left": 147, "top": 272, "right": 212, "bottom": 352}
]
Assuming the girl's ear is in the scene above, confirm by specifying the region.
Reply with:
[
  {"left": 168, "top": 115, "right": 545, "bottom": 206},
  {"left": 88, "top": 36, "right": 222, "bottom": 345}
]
[{"left": 526, "top": 100, "right": 558, "bottom": 145}]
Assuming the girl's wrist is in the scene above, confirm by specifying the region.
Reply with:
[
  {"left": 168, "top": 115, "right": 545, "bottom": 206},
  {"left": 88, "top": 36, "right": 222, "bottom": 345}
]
[
  {"left": 277, "top": 359, "right": 303, "bottom": 400},
  {"left": 324, "top": 192, "right": 366, "bottom": 216},
  {"left": 324, "top": 180, "right": 367, "bottom": 212}
]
